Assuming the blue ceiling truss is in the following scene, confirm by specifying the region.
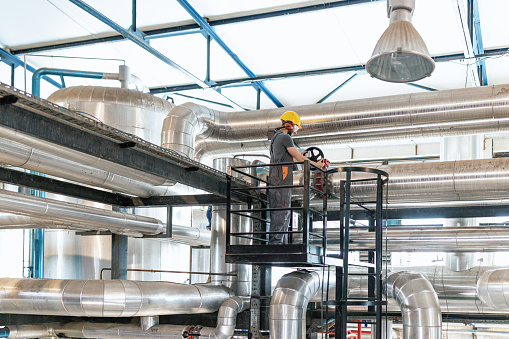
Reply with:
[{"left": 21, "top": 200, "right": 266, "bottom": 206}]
[
  {"left": 67, "top": 0, "right": 245, "bottom": 110},
  {"left": 468, "top": 0, "right": 488, "bottom": 86},
  {"left": 0, "top": 47, "right": 62, "bottom": 90},
  {"left": 175, "top": 0, "right": 283, "bottom": 108}
]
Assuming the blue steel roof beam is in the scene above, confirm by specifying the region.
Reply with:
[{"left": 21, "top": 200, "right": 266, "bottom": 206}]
[
  {"left": 317, "top": 73, "right": 358, "bottom": 104},
  {"left": 451, "top": 0, "right": 481, "bottom": 86},
  {"left": 145, "top": 28, "right": 203, "bottom": 40},
  {"left": 469, "top": 0, "right": 488, "bottom": 86},
  {"left": 149, "top": 47, "right": 509, "bottom": 94},
  {"left": 10, "top": 0, "right": 382, "bottom": 56},
  {"left": 67, "top": 0, "right": 245, "bottom": 111},
  {"left": 0, "top": 47, "right": 62, "bottom": 90},
  {"left": 176, "top": 0, "right": 284, "bottom": 108}
]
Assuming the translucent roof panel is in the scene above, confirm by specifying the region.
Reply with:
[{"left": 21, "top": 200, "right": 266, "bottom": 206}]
[
  {"left": 264, "top": 72, "right": 360, "bottom": 107},
  {"left": 213, "top": 9, "right": 368, "bottom": 76},
  {"left": 411, "top": 0, "right": 464, "bottom": 56},
  {"left": 324, "top": 73, "right": 428, "bottom": 102},
  {"left": 190, "top": 0, "right": 339, "bottom": 18},
  {"left": 478, "top": 0, "right": 509, "bottom": 49},
  {"left": 0, "top": 0, "right": 110, "bottom": 48},
  {"left": 485, "top": 56, "right": 509, "bottom": 85}
]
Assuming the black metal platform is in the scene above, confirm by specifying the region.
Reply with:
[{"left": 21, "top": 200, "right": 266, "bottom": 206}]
[{"left": 226, "top": 243, "right": 342, "bottom": 267}]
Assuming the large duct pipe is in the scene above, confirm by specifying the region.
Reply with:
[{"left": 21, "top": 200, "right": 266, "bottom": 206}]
[
  {"left": 161, "top": 85, "right": 509, "bottom": 160},
  {"left": 269, "top": 270, "right": 321, "bottom": 339},
  {"left": 325, "top": 157, "right": 509, "bottom": 204},
  {"left": 477, "top": 268, "right": 509, "bottom": 310},
  {"left": 0, "top": 278, "right": 232, "bottom": 317},
  {"left": 0, "top": 189, "right": 164, "bottom": 236},
  {"left": 309, "top": 265, "right": 501, "bottom": 314},
  {"left": 5, "top": 297, "right": 246, "bottom": 339},
  {"left": 0, "top": 205, "right": 210, "bottom": 246},
  {"left": 0, "top": 126, "right": 174, "bottom": 187},
  {"left": 0, "top": 137, "right": 172, "bottom": 197},
  {"left": 385, "top": 271, "right": 441, "bottom": 339},
  {"left": 346, "top": 227, "right": 509, "bottom": 252}
]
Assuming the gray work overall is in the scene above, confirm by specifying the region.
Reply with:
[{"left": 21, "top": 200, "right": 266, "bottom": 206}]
[{"left": 268, "top": 130, "right": 294, "bottom": 245}]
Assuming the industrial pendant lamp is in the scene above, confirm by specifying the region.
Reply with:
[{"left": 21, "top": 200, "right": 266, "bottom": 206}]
[{"left": 366, "top": 0, "right": 435, "bottom": 83}]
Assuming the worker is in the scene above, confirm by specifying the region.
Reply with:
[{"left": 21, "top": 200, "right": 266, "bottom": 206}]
[{"left": 268, "top": 111, "right": 324, "bottom": 245}]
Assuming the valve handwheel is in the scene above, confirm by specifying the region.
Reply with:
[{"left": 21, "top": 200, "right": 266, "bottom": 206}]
[{"left": 304, "top": 146, "right": 325, "bottom": 163}]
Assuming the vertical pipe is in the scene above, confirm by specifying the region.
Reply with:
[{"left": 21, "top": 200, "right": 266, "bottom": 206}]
[{"left": 31, "top": 229, "right": 44, "bottom": 278}]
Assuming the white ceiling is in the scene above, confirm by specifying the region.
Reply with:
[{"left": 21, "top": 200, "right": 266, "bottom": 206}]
[{"left": 0, "top": 0, "right": 508, "bottom": 111}]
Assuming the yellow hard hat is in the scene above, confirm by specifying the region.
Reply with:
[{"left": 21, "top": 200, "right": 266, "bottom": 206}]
[{"left": 280, "top": 111, "right": 302, "bottom": 129}]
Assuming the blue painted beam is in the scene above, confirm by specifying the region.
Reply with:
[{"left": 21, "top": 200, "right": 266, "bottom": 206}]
[
  {"left": 68, "top": 0, "right": 208, "bottom": 89},
  {"left": 406, "top": 83, "right": 437, "bottom": 91},
  {"left": 68, "top": 0, "right": 245, "bottom": 110},
  {"left": 317, "top": 73, "right": 357, "bottom": 104},
  {"left": 469, "top": 0, "right": 488, "bottom": 86},
  {"left": 12, "top": 0, "right": 380, "bottom": 55},
  {"left": 0, "top": 47, "right": 62, "bottom": 89},
  {"left": 176, "top": 0, "right": 283, "bottom": 108}
]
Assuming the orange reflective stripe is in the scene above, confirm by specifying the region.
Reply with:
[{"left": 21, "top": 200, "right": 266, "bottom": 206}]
[{"left": 282, "top": 166, "right": 288, "bottom": 180}]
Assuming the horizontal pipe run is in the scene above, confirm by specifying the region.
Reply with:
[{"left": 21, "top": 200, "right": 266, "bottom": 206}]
[
  {"left": 161, "top": 85, "right": 509, "bottom": 160},
  {"left": 315, "top": 227, "right": 509, "bottom": 252},
  {"left": 3, "top": 298, "right": 247, "bottom": 338},
  {"left": 0, "top": 278, "right": 233, "bottom": 317},
  {"left": 0, "top": 211, "right": 211, "bottom": 245},
  {"left": 0, "top": 137, "right": 172, "bottom": 198},
  {"left": 0, "top": 126, "right": 173, "bottom": 187},
  {"left": 0, "top": 189, "right": 164, "bottom": 236}
]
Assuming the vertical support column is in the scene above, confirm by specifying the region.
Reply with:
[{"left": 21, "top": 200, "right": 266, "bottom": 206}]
[
  {"left": 341, "top": 171, "right": 352, "bottom": 339},
  {"left": 375, "top": 175, "right": 384, "bottom": 339},
  {"left": 256, "top": 88, "right": 261, "bottom": 110},
  {"left": 226, "top": 176, "right": 231, "bottom": 251},
  {"left": 132, "top": 0, "right": 137, "bottom": 32},
  {"left": 10, "top": 64, "right": 15, "bottom": 87},
  {"left": 206, "top": 34, "right": 211, "bottom": 84},
  {"left": 111, "top": 233, "right": 128, "bottom": 280},
  {"left": 302, "top": 160, "right": 310, "bottom": 247},
  {"left": 250, "top": 264, "right": 262, "bottom": 339}
]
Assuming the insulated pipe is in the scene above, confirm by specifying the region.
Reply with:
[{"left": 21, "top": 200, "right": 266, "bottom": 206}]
[
  {"left": 339, "top": 227, "right": 509, "bottom": 252},
  {"left": 0, "top": 137, "right": 172, "bottom": 197},
  {"left": 477, "top": 268, "right": 509, "bottom": 309},
  {"left": 32, "top": 68, "right": 110, "bottom": 97},
  {"left": 0, "top": 126, "right": 173, "bottom": 187},
  {"left": 0, "top": 278, "right": 233, "bottom": 316},
  {"left": 0, "top": 189, "right": 164, "bottom": 236},
  {"left": 161, "top": 85, "right": 509, "bottom": 160},
  {"left": 385, "top": 271, "right": 442, "bottom": 339},
  {"left": 32, "top": 67, "right": 148, "bottom": 97},
  {"left": 293, "top": 157, "right": 509, "bottom": 204},
  {"left": 4, "top": 297, "right": 246, "bottom": 339},
  {"left": 269, "top": 270, "right": 321, "bottom": 339},
  {"left": 309, "top": 266, "right": 502, "bottom": 315},
  {"left": 0, "top": 213, "right": 211, "bottom": 246}
]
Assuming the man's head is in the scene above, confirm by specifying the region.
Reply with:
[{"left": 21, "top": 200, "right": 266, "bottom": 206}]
[{"left": 280, "top": 111, "right": 301, "bottom": 135}]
